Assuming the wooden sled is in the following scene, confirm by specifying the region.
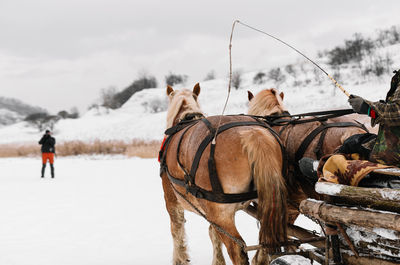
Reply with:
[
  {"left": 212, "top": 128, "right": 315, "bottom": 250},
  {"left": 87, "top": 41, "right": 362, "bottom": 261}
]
[{"left": 243, "top": 167, "right": 400, "bottom": 264}]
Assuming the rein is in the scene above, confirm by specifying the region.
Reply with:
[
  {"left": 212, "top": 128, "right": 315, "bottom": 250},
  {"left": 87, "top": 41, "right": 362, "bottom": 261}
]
[
  {"left": 258, "top": 109, "right": 356, "bottom": 126},
  {"left": 254, "top": 108, "right": 369, "bottom": 162}
]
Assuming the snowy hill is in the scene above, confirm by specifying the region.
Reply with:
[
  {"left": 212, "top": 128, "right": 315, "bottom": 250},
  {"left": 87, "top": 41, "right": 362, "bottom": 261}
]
[
  {"left": 0, "top": 97, "right": 46, "bottom": 126},
  {"left": 0, "top": 40, "right": 399, "bottom": 145}
]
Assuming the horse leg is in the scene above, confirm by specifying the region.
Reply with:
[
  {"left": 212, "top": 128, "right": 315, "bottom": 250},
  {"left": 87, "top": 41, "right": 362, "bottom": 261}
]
[
  {"left": 251, "top": 249, "right": 270, "bottom": 265},
  {"left": 210, "top": 216, "right": 249, "bottom": 265},
  {"left": 209, "top": 225, "right": 226, "bottom": 265},
  {"left": 162, "top": 175, "right": 190, "bottom": 265}
]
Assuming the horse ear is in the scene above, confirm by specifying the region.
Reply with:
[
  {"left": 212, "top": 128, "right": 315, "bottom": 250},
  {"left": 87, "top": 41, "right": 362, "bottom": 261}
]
[
  {"left": 247, "top": 91, "right": 254, "bottom": 101},
  {"left": 279, "top": 92, "right": 284, "bottom": 100},
  {"left": 193, "top": 83, "right": 200, "bottom": 97},
  {"left": 167, "top": 85, "right": 174, "bottom": 96}
]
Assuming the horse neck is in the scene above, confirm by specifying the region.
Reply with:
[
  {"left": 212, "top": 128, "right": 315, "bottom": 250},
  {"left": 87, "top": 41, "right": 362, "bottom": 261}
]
[
  {"left": 167, "top": 101, "right": 203, "bottom": 128},
  {"left": 248, "top": 96, "right": 287, "bottom": 116}
]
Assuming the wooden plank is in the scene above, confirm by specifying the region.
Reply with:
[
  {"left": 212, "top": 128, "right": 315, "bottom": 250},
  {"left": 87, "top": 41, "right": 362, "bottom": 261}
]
[
  {"left": 315, "top": 182, "right": 400, "bottom": 213},
  {"left": 299, "top": 199, "right": 400, "bottom": 232},
  {"left": 343, "top": 254, "right": 400, "bottom": 265},
  {"left": 374, "top": 167, "right": 400, "bottom": 176},
  {"left": 315, "top": 182, "right": 400, "bottom": 203}
]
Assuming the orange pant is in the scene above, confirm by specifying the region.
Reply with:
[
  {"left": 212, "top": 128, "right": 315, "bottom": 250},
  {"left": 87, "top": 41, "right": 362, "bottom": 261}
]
[{"left": 42, "top": 153, "right": 55, "bottom": 164}]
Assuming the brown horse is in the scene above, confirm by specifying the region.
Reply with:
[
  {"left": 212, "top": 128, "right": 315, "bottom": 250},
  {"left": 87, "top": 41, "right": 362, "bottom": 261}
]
[
  {"left": 160, "top": 84, "right": 287, "bottom": 265},
  {"left": 247, "top": 88, "right": 368, "bottom": 220}
]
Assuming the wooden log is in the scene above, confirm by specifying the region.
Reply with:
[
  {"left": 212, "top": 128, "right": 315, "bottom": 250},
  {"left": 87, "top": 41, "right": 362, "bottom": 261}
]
[
  {"left": 342, "top": 253, "right": 400, "bottom": 265},
  {"left": 343, "top": 247, "right": 400, "bottom": 263},
  {"left": 337, "top": 223, "right": 359, "bottom": 258},
  {"left": 315, "top": 182, "right": 400, "bottom": 203},
  {"left": 374, "top": 167, "right": 400, "bottom": 177},
  {"left": 344, "top": 224, "right": 400, "bottom": 240},
  {"left": 299, "top": 199, "right": 400, "bottom": 232},
  {"left": 356, "top": 241, "right": 400, "bottom": 257},
  {"left": 315, "top": 182, "right": 400, "bottom": 213}
]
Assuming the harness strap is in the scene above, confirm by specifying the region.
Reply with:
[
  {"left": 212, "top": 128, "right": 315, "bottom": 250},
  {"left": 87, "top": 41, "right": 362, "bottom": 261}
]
[
  {"left": 162, "top": 117, "right": 287, "bottom": 204},
  {"left": 189, "top": 133, "right": 215, "bottom": 184},
  {"left": 176, "top": 123, "right": 197, "bottom": 185},
  {"left": 294, "top": 122, "right": 367, "bottom": 163},
  {"left": 165, "top": 167, "right": 258, "bottom": 203},
  {"left": 208, "top": 142, "right": 224, "bottom": 193},
  {"left": 160, "top": 119, "right": 200, "bottom": 176},
  {"left": 165, "top": 119, "right": 201, "bottom": 135},
  {"left": 314, "top": 121, "right": 328, "bottom": 160},
  {"left": 265, "top": 109, "right": 355, "bottom": 126}
]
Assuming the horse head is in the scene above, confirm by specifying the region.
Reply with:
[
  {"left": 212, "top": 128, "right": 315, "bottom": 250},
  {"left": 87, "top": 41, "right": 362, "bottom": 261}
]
[
  {"left": 166, "top": 83, "right": 204, "bottom": 128},
  {"left": 247, "top": 88, "right": 287, "bottom": 116}
]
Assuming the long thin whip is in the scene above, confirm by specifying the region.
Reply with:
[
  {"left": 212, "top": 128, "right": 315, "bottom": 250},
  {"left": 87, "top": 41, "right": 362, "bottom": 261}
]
[
  {"left": 236, "top": 20, "right": 351, "bottom": 98},
  {"left": 212, "top": 20, "right": 239, "bottom": 144}
]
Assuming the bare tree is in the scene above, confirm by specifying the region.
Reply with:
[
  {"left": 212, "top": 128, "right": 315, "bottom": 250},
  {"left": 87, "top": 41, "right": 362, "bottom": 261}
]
[
  {"left": 231, "top": 70, "right": 243, "bottom": 90},
  {"left": 101, "top": 86, "right": 118, "bottom": 109},
  {"left": 25, "top": 112, "right": 60, "bottom": 131},
  {"left": 165, "top": 72, "right": 188, "bottom": 86},
  {"left": 253, "top": 71, "right": 266, "bottom": 84},
  {"left": 268, "top": 67, "right": 286, "bottom": 87},
  {"left": 204, "top": 70, "right": 216, "bottom": 81}
]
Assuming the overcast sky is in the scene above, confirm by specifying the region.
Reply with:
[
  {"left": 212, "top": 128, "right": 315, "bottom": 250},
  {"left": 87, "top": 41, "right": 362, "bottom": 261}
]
[{"left": 0, "top": 0, "right": 399, "bottom": 113}]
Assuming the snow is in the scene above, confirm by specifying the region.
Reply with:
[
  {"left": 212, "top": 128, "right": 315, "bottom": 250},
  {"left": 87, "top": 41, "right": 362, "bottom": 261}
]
[
  {"left": 375, "top": 167, "right": 400, "bottom": 174},
  {"left": 0, "top": 108, "right": 22, "bottom": 126},
  {"left": 273, "top": 255, "right": 312, "bottom": 265},
  {"left": 379, "top": 189, "right": 400, "bottom": 201},
  {"left": 0, "top": 156, "right": 323, "bottom": 264},
  {"left": 315, "top": 182, "right": 343, "bottom": 195},
  {"left": 0, "top": 34, "right": 399, "bottom": 265},
  {"left": 1, "top": 42, "right": 400, "bottom": 144},
  {"left": 312, "top": 160, "right": 319, "bottom": 171},
  {"left": 372, "top": 227, "right": 400, "bottom": 240},
  {"left": 344, "top": 225, "right": 400, "bottom": 259}
]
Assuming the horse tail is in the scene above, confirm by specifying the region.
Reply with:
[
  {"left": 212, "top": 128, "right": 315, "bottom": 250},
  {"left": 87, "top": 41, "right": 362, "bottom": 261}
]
[{"left": 240, "top": 127, "right": 287, "bottom": 252}]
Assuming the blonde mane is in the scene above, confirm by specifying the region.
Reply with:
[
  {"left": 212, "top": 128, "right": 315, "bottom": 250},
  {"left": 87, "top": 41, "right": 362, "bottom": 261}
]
[
  {"left": 166, "top": 89, "right": 203, "bottom": 128},
  {"left": 248, "top": 88, "right": 287, "bottom": 116}
]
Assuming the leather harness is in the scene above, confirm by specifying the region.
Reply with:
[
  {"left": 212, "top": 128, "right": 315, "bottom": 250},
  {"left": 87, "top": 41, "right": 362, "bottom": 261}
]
[
  {"left": 159, "top": 116, "right": 287, "bottom": 204},
  {"left": 159, "top": 109, "right": 368, "bottom": 204},
  {"left": 260, "top": 109, "right": 369, "bottom": 162}
]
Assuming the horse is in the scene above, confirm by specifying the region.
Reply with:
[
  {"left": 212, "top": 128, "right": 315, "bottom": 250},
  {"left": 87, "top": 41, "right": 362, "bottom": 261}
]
[
  {"left": 160, "top": 83, "right": 287, "bottom": 265},
  {"left": 247, "top": 88, "right": 368, "bottom": 221}
]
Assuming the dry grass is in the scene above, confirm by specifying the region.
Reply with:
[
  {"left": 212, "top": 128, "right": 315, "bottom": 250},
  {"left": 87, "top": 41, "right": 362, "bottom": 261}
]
[
  {"left": 0, "top": 144, "right": 40, "bottom": 158},
  {"left": 124, "top": 140, "right": 161, "bottom": 158},
  {"left": 0, "top": 139, "right": 161, "bottom": 158}
]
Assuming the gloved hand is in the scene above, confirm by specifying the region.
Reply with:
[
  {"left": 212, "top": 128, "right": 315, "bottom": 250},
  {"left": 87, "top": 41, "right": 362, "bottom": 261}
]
[{"left": 348, "top": 95, "right": 369, "bottom": 114}]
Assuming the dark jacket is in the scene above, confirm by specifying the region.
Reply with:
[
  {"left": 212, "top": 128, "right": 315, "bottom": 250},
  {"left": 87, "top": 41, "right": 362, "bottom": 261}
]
[
  {"left": 366, "top": 83, "right": 400, "bottom": 166},
  {"left": 39, "top": 134, "right": 56, "bottom": 153}
]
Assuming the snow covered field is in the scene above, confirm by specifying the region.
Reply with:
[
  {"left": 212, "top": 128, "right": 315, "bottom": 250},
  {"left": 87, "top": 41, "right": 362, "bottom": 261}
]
[
  {"left": 1, "top": 41, "right": 399, "bottom": 145},
  {"left": 0, "top": 156, "right": 318, "bottom": 265}
]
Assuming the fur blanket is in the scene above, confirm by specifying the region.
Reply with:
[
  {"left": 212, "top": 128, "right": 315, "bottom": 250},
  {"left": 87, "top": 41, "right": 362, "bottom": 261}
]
[{"left": 317, "top": 153, "right": 391, "bottom": 186}]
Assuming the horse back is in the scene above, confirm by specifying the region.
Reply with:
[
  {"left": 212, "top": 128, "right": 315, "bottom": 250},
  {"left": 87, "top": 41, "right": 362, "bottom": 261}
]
[
  {"left": 165, "top": 115, "right": 279, "bottom": 195},
  {"left": 280, "top": 116, "right": 367, "bottom": 161}
]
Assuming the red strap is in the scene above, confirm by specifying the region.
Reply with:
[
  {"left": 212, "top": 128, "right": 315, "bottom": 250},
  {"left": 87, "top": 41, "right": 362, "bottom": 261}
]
[
  {"left": 158, "top": 135, "right": 167, "bottom": 163},
  {"left": 370, "top": 108, "right": 376, "bottom": 119}
]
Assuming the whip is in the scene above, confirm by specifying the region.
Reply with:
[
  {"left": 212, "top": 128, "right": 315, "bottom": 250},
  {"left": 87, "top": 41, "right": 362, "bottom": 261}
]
[{"left": 234, "top": 20, "right": 351, "bottom": 98}]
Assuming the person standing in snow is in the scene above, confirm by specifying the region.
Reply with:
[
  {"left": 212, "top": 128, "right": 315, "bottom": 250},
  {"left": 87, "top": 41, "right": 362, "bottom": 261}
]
[
  {"left": 39, "top": 129, "right": 56, "bottom": 178},
  {"left": 348, "top": 69, "right": 400, "bottom": 166}
]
